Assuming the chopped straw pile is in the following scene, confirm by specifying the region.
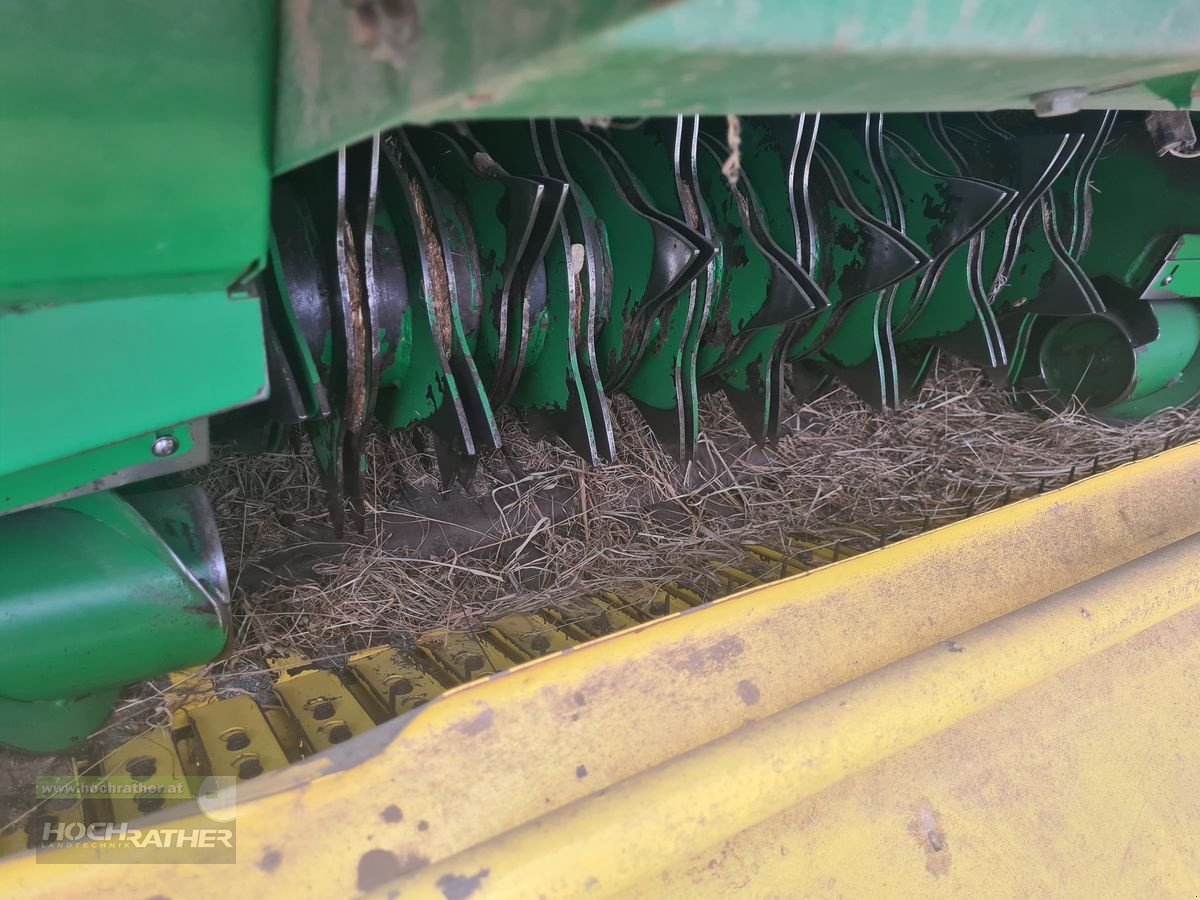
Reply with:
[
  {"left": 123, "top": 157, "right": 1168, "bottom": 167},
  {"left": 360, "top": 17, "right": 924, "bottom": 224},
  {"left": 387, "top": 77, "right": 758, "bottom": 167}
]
[{"left": 197, "top": 358, "right": 1200, "bottom": 663}]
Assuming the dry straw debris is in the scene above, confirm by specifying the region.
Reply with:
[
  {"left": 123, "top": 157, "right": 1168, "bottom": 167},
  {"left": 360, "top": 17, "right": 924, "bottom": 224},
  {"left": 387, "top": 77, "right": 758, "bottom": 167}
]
[
  {"left": 197, "top": 358, "right": 1200, "bottom": 661},
  {"left": 4, "top": 359, "right": 1199, "bottom": 836}
]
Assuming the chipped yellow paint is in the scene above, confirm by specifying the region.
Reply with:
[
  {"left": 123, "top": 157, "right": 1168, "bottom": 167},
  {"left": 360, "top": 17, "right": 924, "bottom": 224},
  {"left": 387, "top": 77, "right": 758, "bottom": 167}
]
[
  {"left": 2, "top": 444, "right": 1199, "bottom": 897},
  {"left": 347, "top": 648, "right": 447, "bottom": 717},
  {"left": 662, "top": 605, "right": 1200, "bottom": 897},
  {"left": 389, "top": 528, "right": 1200, "bottom": 896}
]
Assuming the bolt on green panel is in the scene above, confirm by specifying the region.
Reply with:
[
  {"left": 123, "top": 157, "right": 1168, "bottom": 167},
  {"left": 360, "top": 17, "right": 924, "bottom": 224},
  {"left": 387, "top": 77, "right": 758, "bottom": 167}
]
[{"left": 0, "top": 290, "right": 267, "bottom": 480}]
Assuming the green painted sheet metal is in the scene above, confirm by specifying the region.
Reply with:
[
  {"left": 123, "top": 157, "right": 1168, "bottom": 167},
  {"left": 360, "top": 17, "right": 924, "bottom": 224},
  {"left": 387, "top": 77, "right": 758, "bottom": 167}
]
[
  {"left": 0, "top": 0, "right": 276, "bottom": 303},
  {"left": 275, "top": 0, "right": 1200, "bottom": 171},
  {"left": 0, "top": 2, "right": 275, "bottom": 507},
  {"left": 0, "top": 421, "right": 203, "bottom": 516},
  {"left": 1144, "top": 233, "right": 1200, "bottom": 300},
  {"left": 1040, "top": 302, "right": 1200, "bottom": 407},
  {"left": 0, "top": 691, "right": 123, "bottom": 755},
  {"left": 275, "top": 0, "right": 674, "bottom": 171},
  {"left": 0, "top": 291, "right": 267, "bottom": 479}
]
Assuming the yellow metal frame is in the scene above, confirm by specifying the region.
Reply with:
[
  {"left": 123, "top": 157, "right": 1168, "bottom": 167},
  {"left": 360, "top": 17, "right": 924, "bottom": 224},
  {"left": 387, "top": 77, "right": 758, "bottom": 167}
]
[{"left": 4, "top": 445, "right": 1200, "bottom": 897}]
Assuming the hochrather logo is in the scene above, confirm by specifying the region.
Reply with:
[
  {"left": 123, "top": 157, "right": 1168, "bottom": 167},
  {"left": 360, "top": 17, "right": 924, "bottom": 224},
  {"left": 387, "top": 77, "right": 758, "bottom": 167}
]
[
  {"left": 33, "top": 775, "right": 238, "bottom": 864},
  {"left": 41, "top": 822, "right": 234, "bottom": 849}
]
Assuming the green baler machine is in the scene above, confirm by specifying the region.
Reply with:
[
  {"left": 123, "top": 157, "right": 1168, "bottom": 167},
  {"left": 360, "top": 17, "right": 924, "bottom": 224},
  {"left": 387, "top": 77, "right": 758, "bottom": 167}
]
[{"left": 1, "top": 0, "right": 1199, "bottom": 765}]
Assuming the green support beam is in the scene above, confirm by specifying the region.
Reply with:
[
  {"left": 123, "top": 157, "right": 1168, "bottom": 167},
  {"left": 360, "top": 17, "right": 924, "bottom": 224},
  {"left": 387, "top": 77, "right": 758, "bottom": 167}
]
[{"left": 275, "top": 0, "right": 1200, "bottom": 173}]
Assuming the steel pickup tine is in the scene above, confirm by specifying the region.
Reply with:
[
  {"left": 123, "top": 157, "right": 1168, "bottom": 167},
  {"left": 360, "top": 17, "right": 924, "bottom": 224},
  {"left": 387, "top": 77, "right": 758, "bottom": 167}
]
[
  {"left": 268, "top": 179, "right": 339, "bottom": 431},
  {"left": 430, "top": 124, "right": 568, "bottom": 409},
  {"left": 785, "top": 139, "right": 927, "bottom": 404},
  {"left": 876, "top": 124, "right": 1013, "bottom": 384},
  {"left": 1055, "top": 110, "right": 1117, "bottom": 259},
  {"left": 532, "top": 119, "right": 617, "bottom": 463},
  {"left": 883, "top": 130, "right": 1011, "bottom": 305},
  {"left": 811, "top": 143, "right": 929, "bottom": 301},
  {"left": 353, "top": 134, "right": 410, "bottom": 438},
  {"left": 558, "top": 127, "right": 707, "bottom": 393},
  {"left": 692, "top": 133, "right": 815, "bottom": 442},
  {"left": 983, "top": 132, "right": 1086, "bottom": 295},
  {"left": 377, "top": 132, "right": 477, "bottom": 487},
  {"left": 418, "top": 125, "right": 542, "bottom": 407},
  {"left": 400, "top": 129, "right": 499, "bottom": 448},
  {"left": 996, "top": 192, "right": 1106, "bottom": 317},
  {"left": 464, "top": 119, "right": 606, "bottom": 467},
  {"left": 274, "top": 154, "right": 355, "bottom": 533},
  {"left": 495, "top": 174, "right": 569, "bottom": 406},
  {"left": 396, "top": 128, "right": 501, "bottom": 486},
  {"left": 334, "top": 145, "right": 371, "bottom": 530},
  {"left": 577, "top": 128, "right": 715, "bottom": 388},
  {"left": 597, "top": 116, "right": 716, "bottom": 462},
  {"left": 676, "top": 115, "right": 721, "bottom": 464}
]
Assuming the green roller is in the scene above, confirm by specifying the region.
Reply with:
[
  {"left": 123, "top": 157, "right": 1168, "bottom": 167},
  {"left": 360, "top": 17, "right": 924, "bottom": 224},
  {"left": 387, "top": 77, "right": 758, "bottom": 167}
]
[
  {"left": 1040, "top": 301, "right": 1200, "bottom": 410},
  {"left": 0, "top": 487, "right": 229, "bottom": 752}
]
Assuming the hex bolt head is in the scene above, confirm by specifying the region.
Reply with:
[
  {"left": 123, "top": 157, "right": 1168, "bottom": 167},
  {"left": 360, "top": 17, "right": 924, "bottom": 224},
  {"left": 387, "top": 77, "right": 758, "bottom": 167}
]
[
  {"left": 1031, "top": 87, "right": 1088, "bottom": 118},
  {"left": 151, "top": 435, "right": 179, "bottom": 457}
]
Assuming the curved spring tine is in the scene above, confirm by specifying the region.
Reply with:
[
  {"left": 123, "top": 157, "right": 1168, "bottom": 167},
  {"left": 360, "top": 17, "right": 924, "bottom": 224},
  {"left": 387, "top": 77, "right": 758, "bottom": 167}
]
[
  {"left": 400, "top": 129, "right": 499, "bottom": 452},
  {"left": 600, "top": 117, "right": 718, "bottom": 462},
  {"left": 376, "top": 133, "right": 476, "bottom": 481},
  {"left": 560, "top": 127, "right": 712, "bottom": 391},
  {"left": 426, "top": 125, "right": 569, "bottom": 408}
]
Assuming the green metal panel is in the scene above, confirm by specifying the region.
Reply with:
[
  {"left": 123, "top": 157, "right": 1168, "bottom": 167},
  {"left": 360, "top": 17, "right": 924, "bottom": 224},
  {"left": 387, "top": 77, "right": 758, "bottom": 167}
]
[
  {"left": 0, "top": 691, "right": 122, "bottom": 754},
  {"left": 0, "top": 2, "right": 275, "bottom": 515},
  {"left": 275, "top": 0, "right": 672, "bottom": 171},
  {"left": 0, "top": 290, "right": 267, "bottom": 479},
  {"left": 0, "top": 491, "right": 228, "bottom": 702},
  {"left": 1144, "top": 234, "right": 1200, "bottom": 300},
  {"left": 1040, "top": 302, "right": 1200, "bottom": 407},
  {"left": 0, "top": 0, "right": 276, "bottom": 303},
  {"left": 0, "top": 422, "right": 202, "bottom": 516},
  {"left": 275, "top": 0, "right": 1200, "bottom": 171}
]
